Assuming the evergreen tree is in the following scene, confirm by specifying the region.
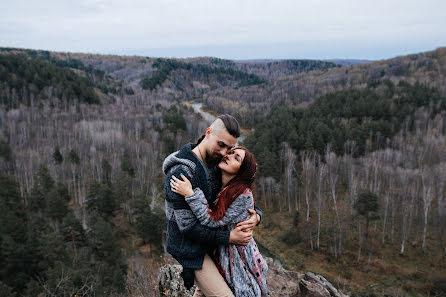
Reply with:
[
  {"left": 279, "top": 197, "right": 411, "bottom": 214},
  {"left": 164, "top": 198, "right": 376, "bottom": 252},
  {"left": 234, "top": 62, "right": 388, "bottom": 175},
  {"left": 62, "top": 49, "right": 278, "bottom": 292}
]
[
  {"left": 0, "top": 174, "right": 30, "bottom": 293},
  {"left": 29, "top": 165, "right": 54, "bottom": 213},
  {"left": 45, "top": 187, "right": 68, "bottom": 227},
  {"left": 134, "top": 197, "right": 163, "bottom": 249},
  {"left": 354, "top": 190, "right": 380, "bottom": 239},
  {"left": 68, "top": 149, "right": 80, "bottom": 165},
  {"left": 86, "top": 180, "right": 115, "bottom": 220},
  {"left": 0, "top": 282, "right": 17, "bottom": 297},
  {"left": 120, "top": 152, "right": 135, "bottom": 178},
  {"left": 37, "top": 230, "right": 68, "bottom": 270},
  {"left": 62, "top": 212, "right": 88, "bottom": 248},
  {"left": 52, "top": 146, "right": 63, "bottom": 165},
  {"left": 87, "top": 216, "right": 127, "bottom": 295},
  {"left": 0, "top": 139, "right": 12, "bottom": 161},
  {"left": 101, "top": 158, "right": 112, "bottom": 186}
]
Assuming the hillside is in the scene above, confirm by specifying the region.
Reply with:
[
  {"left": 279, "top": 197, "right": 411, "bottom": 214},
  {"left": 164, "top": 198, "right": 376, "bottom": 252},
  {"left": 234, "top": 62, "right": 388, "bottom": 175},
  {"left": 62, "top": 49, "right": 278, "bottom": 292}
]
[
  {"left": 0, "top": 46, "right": 445, "bottom": 297},
  {"left": 202, "top": 47, "right": 446, "bottom": 127},
  {"left": 0, "top": 47, "right": 339, "bottom": 106}
]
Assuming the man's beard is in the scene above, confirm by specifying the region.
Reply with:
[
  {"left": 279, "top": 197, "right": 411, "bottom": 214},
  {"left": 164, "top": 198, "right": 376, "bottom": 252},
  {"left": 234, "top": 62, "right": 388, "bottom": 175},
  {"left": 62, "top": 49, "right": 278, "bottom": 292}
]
[{"left": 207, "top": 152, "right": 223, "bottom": 167}]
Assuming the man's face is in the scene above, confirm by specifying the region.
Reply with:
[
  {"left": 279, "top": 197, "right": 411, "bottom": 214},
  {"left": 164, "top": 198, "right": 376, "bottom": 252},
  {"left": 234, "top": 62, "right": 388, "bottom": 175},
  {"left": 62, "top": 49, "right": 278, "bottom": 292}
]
[{"left": 205, "top": 128, "right": 238, "bottom": 163}]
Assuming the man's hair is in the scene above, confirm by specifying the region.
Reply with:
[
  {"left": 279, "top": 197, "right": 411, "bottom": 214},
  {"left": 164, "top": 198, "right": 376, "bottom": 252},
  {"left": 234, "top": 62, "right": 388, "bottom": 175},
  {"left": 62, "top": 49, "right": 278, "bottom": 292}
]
[
  {"left": 196, "top": 114, "right": 240, "bottom": 144},
  {"left": 215, "top": 114, "right": 241, "bottom": 138}
]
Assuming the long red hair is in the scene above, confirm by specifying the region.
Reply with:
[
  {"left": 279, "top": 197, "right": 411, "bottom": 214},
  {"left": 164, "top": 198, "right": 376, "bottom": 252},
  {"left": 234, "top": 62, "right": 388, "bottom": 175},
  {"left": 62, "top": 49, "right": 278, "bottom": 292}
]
[{"left": 209, "top": 147, "right": 257, "bottom": 221}]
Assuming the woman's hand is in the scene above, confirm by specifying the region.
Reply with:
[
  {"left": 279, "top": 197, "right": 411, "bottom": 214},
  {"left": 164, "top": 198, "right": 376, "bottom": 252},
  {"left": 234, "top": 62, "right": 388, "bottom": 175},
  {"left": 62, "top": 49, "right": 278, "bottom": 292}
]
[{"left": 170, "top": 174, "right": 194, "bottom": 197}]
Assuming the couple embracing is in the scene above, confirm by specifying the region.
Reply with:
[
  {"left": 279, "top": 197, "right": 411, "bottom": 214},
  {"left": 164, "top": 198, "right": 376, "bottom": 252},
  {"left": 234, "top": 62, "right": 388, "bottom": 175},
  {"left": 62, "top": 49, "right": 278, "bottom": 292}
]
[{"left": 163, "top": 114, "right": 268, "bottom": 297}]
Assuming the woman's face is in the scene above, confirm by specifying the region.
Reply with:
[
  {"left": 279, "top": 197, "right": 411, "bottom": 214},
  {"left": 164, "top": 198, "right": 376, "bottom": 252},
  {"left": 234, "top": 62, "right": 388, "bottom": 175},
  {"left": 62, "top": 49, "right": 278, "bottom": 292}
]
[{"left": 218, "top": 148, "right": 245, "bottom": 175}]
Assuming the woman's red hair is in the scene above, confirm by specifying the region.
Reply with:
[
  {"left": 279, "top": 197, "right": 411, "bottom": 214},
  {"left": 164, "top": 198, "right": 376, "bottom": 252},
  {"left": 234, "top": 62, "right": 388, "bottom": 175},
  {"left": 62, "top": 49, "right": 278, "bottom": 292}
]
[{"left": 209, "top": 147, "right": 257, "bottom": 221}]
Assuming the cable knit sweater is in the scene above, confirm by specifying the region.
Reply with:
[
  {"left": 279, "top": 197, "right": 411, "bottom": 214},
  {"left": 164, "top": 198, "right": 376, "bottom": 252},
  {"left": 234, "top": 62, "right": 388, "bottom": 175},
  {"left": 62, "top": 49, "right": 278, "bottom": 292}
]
[
  {"left": 162, "top": 143, "right": 230, "bottom": 288},
  {"left": 184, "top": 187, "right": 269, "bottom": 297}
]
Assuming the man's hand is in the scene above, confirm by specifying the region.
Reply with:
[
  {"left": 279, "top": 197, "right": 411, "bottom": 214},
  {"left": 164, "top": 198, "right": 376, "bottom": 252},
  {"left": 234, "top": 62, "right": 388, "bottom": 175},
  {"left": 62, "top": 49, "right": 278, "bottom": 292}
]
[
  {"left": 229, "top": 226, "right": 252, "bottom": 245},
  {"left": 236, "top": 209, "right": 260, "bottom": 232}
]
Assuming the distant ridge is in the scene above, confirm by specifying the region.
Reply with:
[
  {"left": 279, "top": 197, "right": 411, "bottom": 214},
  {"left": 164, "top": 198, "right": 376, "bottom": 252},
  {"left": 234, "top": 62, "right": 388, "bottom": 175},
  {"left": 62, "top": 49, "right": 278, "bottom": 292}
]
[
  {"left": 234, "top": 58, "right": 374, "bottom": 66},
  {"left": 325, "top": 59, "right": 374, "bottom": 66},
  {"left": 235, "top": 59, "right": 282, "bottom": 63}
]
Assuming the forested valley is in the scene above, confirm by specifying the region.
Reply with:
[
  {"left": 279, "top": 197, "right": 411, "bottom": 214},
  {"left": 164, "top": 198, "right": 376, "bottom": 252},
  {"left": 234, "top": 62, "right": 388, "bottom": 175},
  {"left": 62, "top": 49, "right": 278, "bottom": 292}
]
[{"left": 1, "top": 47, "right": 446, "bottom": 297}]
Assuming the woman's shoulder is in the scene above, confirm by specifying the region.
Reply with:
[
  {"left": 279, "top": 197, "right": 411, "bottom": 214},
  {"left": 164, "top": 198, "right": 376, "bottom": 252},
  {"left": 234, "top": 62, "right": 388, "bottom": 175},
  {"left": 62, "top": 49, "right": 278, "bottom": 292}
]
[
  {"left": 241, "top": 188, "right": 253, "bottom": 197},
  {"left": 239, "top": 188, "right": 254, "bottom": 205}
]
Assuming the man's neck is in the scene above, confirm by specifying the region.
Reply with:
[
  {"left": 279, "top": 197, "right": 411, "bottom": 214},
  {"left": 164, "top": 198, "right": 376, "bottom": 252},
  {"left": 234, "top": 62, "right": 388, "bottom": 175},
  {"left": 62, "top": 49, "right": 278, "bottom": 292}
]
[{"left": 192, "top": 143, "right": 207, "bottom": 166}]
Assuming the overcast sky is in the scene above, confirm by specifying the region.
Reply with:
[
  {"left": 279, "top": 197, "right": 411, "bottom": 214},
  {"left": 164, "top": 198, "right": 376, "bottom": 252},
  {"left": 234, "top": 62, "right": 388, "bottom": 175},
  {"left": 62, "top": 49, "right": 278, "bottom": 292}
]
[{"left": 1, "top": 0, "right": 445, "bottom": 60}]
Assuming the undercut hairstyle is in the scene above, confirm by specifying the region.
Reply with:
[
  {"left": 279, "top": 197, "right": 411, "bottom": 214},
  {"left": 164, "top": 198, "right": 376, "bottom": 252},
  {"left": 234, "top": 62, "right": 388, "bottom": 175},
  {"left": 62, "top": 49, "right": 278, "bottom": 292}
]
[
  {"left": 196, "top": 114, "right": 241, "bottom": 144},
  {"left": 215, "top": 114, "right": 241, "bottom": 138}
]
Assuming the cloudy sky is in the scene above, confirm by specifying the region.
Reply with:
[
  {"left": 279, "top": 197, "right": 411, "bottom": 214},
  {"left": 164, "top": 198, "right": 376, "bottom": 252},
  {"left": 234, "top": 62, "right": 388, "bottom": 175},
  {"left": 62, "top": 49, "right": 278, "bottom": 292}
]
[{"left": 1, "top": 0, "right": 445, "bottom": 60}]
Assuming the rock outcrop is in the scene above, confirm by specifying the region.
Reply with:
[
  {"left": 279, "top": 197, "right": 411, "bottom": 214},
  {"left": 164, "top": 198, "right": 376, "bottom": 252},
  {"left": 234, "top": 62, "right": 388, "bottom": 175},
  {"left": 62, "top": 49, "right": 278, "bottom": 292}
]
[{"left": 157, "top": 257, "right": 349, "bottom": 297}]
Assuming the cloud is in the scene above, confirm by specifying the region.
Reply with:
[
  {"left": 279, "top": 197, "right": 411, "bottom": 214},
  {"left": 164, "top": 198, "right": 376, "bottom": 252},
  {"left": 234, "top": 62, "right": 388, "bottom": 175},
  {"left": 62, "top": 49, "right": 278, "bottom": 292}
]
[{"left": 1, "top": 0, "right": 445, "bottom": 58}]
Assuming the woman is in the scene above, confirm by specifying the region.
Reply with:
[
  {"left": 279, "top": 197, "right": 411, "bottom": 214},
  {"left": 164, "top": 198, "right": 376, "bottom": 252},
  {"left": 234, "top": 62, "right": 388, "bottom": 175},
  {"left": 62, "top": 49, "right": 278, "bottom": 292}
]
[{"left": 170, "top": 147, "right": 268, "bottom": 297}]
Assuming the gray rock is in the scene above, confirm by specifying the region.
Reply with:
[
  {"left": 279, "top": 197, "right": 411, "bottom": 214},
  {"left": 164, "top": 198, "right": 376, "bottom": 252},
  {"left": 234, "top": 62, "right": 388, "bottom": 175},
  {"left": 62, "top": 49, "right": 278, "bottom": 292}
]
[
  {"left": 305, "top": 272, "right": 321, "bottom": 283},
  {"left": 157, "top": 264, "right": 195, "bottom": 297},
  {"left": 304, "top": 273, "right": 350, "bottom": 297},
  {"left": 265, "top": 257, "right": 302, "bottom": 296},
  {"left": 299, "top": 279, "right": 331, "bottom": 297},
  {"left": 157, "top": 257, "right": 349, "bottom": 297}
]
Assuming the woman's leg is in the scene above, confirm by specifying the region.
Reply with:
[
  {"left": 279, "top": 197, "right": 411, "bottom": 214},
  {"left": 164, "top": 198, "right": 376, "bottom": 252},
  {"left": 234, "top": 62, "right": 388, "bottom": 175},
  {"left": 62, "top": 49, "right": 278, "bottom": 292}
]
[{"left": 194, "top": 253, "right": 234, "bottom": 297}]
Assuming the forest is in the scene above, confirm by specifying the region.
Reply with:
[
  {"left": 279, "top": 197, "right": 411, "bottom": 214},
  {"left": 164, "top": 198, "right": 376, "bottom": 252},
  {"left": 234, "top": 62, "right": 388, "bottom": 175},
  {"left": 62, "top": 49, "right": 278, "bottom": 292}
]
[
  {"left": 1, "top": 47, "right": 446, "bottom": 297},
  {"left": 140, "top": 58, "right": 266, "bottom": 91}
]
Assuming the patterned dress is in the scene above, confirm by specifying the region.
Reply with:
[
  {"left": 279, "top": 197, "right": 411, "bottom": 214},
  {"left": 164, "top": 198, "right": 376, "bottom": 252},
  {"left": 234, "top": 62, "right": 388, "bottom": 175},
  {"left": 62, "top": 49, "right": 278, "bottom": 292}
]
[{"left": 185, "top": 188, "right": 268, "bottom": 297}]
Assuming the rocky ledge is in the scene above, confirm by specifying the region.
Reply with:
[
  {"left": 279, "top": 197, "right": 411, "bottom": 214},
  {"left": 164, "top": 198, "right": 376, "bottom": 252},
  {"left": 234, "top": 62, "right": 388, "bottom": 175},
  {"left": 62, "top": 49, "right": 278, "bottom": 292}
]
[{"left": 157, "top": 257, "right": 350, "bottom": 297}]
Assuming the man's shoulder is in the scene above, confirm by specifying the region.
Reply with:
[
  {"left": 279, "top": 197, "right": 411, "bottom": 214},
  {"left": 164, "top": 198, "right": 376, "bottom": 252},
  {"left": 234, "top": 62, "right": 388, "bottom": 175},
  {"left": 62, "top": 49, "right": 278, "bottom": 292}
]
[
  {"left": 162, "top": 143, "right": 199, "bottom": 175},
  {"left": 165, "top": 163, "right": 194, "bottom": 180}
]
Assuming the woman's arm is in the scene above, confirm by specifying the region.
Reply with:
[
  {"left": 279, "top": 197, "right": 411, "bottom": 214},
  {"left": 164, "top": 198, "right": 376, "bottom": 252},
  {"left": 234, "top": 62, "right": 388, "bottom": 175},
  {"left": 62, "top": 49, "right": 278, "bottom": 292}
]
[
  {"left": 185, "top": 188, "right": 254, "bottom": 227},
  {"left": 165, "top": 167, "right": 230, "bottom": 244},
  {"left": 171, "top": 174, "right": 254, "bottom": 227}
]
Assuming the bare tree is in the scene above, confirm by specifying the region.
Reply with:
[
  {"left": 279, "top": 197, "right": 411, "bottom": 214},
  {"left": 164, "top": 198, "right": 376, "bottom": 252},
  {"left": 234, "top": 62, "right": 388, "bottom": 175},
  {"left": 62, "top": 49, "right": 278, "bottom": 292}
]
[
  {"left": 300, "top": 151, "right": 314, "bottom": 221},
  {"left": 400, "top": 172, "right": 418, "bottom": 254},
  {"left": 325, "top": 145, "right": 342, "bottom": 257},
  {"left": 381, "top": 177, "right": 393, "bottom": 244},
  {"left": 421, "top": 167, "right": 434, "bottom": 251},
  {"left": 281, "top": 142, "right": 296, "bottom": 213},
  {"left": 315, "top": 154, "right": 327, "bottom": 250}
]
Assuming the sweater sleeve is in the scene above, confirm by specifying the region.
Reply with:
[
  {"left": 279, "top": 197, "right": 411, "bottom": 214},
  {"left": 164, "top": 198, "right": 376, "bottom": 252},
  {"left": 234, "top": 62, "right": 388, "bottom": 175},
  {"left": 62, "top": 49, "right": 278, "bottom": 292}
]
[
  {"left": 185, "top": 188, "right": 254, "bottom": 227},
  {"left": 165, "top": 166, "right": 230, "bottom": 245},
  {"left": 255, "top": 205, "right": 263, "bottom": 225}
]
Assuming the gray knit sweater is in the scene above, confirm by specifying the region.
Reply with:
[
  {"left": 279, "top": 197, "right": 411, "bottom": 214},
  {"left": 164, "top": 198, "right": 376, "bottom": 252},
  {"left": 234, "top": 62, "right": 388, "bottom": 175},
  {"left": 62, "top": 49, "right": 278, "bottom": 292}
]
[
  {"left": 162, "top": 144, "right": 230, "bottom": 288},
  {"left": 184, "top": 188, "right": 269, "bottom": 297}
]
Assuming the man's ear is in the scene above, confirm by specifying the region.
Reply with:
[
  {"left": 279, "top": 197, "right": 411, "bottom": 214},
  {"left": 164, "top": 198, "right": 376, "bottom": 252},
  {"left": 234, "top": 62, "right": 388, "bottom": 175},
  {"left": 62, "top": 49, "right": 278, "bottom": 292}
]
[{"left": 205, "top": 127, "right": 211, "bottom": 137}]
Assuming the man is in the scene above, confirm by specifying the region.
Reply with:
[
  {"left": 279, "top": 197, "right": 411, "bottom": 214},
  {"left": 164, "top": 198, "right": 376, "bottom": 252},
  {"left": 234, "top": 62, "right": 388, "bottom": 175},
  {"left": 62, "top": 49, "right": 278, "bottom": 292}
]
[{"left": 162, "top": 114, "right": 261, "bottom": 296}]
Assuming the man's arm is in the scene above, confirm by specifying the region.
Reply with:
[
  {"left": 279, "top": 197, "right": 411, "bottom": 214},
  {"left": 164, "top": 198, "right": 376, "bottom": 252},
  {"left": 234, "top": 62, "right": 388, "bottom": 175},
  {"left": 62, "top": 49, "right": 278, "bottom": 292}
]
[
  {"left": 236, "top": 205, "right": 263, "bottom": 231},
  {"left": 255, "top": 205, "right": 263, "bottom": 225}
]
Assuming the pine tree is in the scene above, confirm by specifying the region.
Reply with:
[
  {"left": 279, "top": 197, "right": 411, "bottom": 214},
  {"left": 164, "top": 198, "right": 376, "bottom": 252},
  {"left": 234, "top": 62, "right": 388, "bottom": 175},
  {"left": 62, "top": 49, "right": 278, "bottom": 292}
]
[
  {"left": 87, "top": 216, "right": 127, "bottom": 295},
  {"left": 68, "top": 149, "right": 80, "bottom": 165},
  {"left": 354, "top": 190, "right": 380, "bottom": 240},
  {"left": 134, "top": 198, "right": 163, "bottom": 249},
  {"left": 52, "top": 146, "right": 63, "bottom": 165},
  {"left": 86, "top": 180, "right": 115, "bottom": 220},
  {"left": 29, "top": 165, "right": 54, "bottom": 213}
]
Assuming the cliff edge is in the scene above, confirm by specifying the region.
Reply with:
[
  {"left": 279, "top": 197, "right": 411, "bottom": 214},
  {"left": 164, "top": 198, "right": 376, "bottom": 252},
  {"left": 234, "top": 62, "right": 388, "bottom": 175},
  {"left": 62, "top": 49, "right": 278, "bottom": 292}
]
[{"left": 157, "top": 257, "right": 350, "bottom": 297}]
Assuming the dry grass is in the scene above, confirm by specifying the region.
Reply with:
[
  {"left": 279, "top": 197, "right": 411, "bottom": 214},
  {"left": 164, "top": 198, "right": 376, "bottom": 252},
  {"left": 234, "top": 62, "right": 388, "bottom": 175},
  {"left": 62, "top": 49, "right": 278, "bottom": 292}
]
[{"left": 254, "top": 209, "right": 446, "bottom": 296}]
